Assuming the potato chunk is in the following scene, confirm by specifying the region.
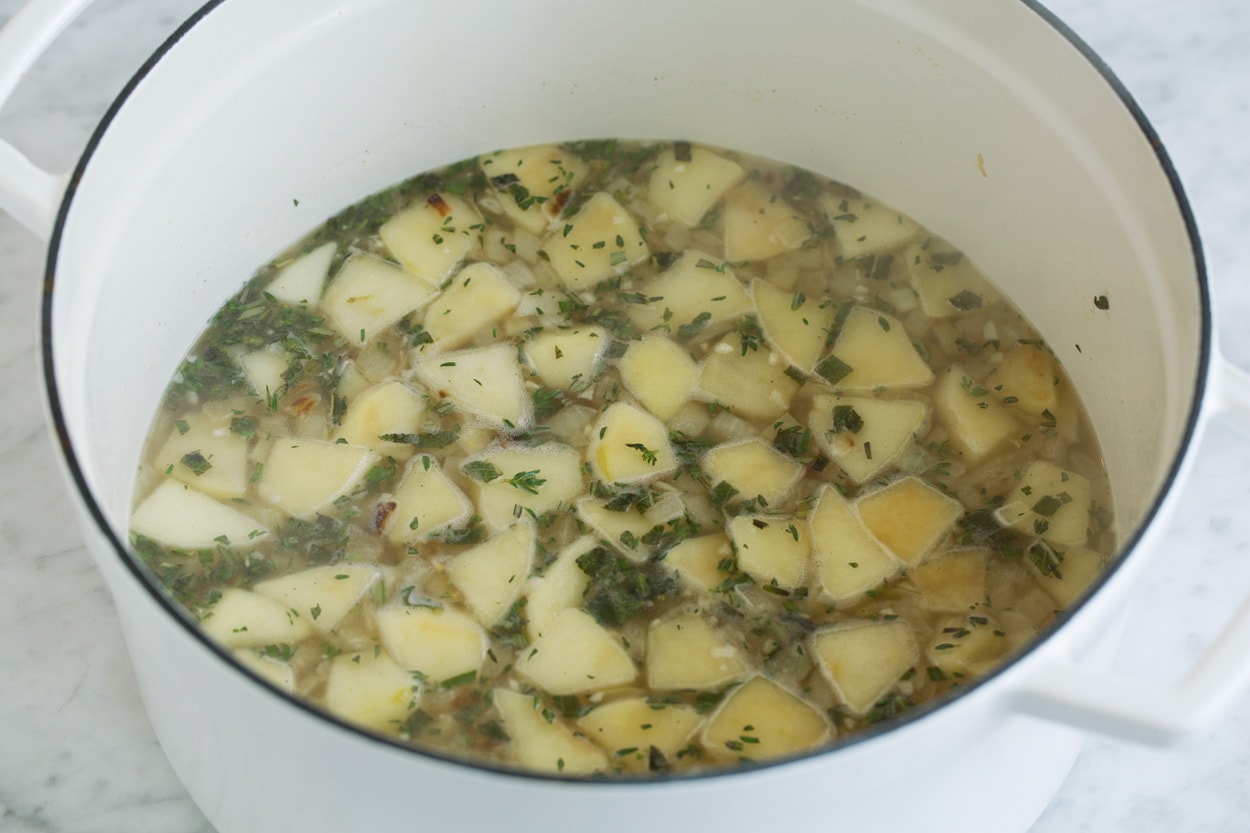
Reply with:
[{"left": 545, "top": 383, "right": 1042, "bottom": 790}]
[
  {"left": 820, "top": 195, "right": 921, "bottom": 260},
  {"left": 617, "top": 335, "right": 699, "bottom": 421},
  {"left": 994, "top": 460, "right": 1092, "bottom": 546},
  {"left": 808, "top": 485, "right": 899, "bottom": 602},
  {"left": 152, "top": 411, "right": 251, "bottom": 500},
  {"left": 421, "top": 261, "right": 522, "bottom": 350},
  {"left": 728, "top": 515, "right": 809, "bottom": 590},
  {"left": 811, "top": 621, "right": 919, "bottom": 715},
  {"left": 321, "top": 252, "right": 438, "bottom": 344},
  {"left": 906, "top": 239, "right": 1001, "bottom": 318},
  {"left": 376, "top": 606, "right": 487, "bottom": 684},
  {"left": 663, "top": 533, "right": 734, "bottom": 595},
  {"left": 131, "top": 479, "right": 267, "bottom": 550},
  {"left": 696, "top": 338, "right": 801, "bottom": 420},
  {"left": 524, "top": 325, "right": 608, "bottom": 391},
  {"left": 253, "top": 564, "right": 381, "bottom": 632},
  {"left": 908, "top": 548, "right": 989, "bottom": 613},
  {"left": 824, "top": 307, "right": 934, "bottom": 391},
  {"left": 702, "top": 438, "right": 805, "bottom": 507},
  {"left": 575, "top": 498, "right": 662, "bottom": 561},
  {"left": 1029, "top": 544, "right": 1106, "bottom": 607},
  {"left": 626, "top": 251, "right": 752, "bottom": 335},
  {"left": 479, "top": 144, "right": 589, "bottom": 234},
  {"left": 515, "top": 609, "right": 636, "bottom": 695},
  {"left": 577, "top": 697, "right": 703, "bottom": 769},
  {"left": 324, "top": 650, "right": 418, "bottom": 732},
  {"left": 542, "top": 192, "right": 648, "bottom": 290},
  {"left": 265, "top": 241, "right": 336, "bottom": 305},
  {"left": 702, "top": 676, "right": 830, "bottom": 762},
  {"left": 200, "top": 587, "right": 314, "bottom": 649},
  {"left": 445, "top": 522, "right": 534, "bottom": 627},
  {"left": 722, "top": 180, "right": 810, "bottom": 261},
  {"left": 466, "top": 443, "right": 585, "bottom": 531},
  {"left": 379, "top": 192, "right": 481, "bottom": 284},
  {"left": 333, "top": 379, "right": 427, "bottom": 459},
  {"left": 588, "top": 402, "right": 678, "bottom": 485},
  {"left": 494, "top": 688, "right": 606, "bottom": 775},
  {"left": 934, "top": 366, "right": 1018, "bottom": 464},
  {"left": 525, "top": 535, "right": 597, "bottom": 639},
  {"left": 751, "top": 278, "right": 834, "bottom": 372},
  {"left": 646, "top": 145, "right": 745, "bottom": 226},
  {"left": 412, "top": 344, "right": 531, "bottom": 429},
  {"left": 926, "top": 614, "right": 1011, "bottom": 677},
  {"left": 384, "top": 455, "right": 472, "bottom": 544},
  {"left": 856, "top": 476, "right": 963, "bottom": 566},
  {"left": 237, "top": 344, "right": 291, "bottom": 403},
  {"left": 991, "top": 343, "right": 1060, "bottom": 417},
  {"left": 809, "top": 393, "right": 927, "bottom": 484},
  {"left": 257, "top": 439, "right": 377, "bottom": 520},
  {"left": 647, "top": 612, "right": 747, "bottom": 690}
]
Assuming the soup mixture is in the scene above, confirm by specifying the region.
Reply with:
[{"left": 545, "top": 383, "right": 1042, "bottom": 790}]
[{"left": 129, "top": 140, "right": 1114, "bottom": 775}]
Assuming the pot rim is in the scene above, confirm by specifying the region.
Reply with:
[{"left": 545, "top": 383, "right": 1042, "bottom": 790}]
[{"left": 38, "top": 0, "right": 1211, "bottom": 785}]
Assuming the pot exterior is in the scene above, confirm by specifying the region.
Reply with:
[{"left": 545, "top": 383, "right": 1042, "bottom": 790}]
[{"left": 44, "top": 0, "right": 1205, "bottom": 829}]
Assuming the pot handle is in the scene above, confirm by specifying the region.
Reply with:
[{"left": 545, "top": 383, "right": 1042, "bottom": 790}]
[
  {"left": 0, "top": 0, "right": 95, "bottom": 238},
  {"left": 1010, "top": 351, "right": 1250, "bottom": 745}
]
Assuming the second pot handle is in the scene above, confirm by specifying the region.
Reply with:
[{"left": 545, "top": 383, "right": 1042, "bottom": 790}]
[
  {"left": 1010, "top": 352, "right": 1250, "bottom": 745},
  {"left": 0, "top": 0, "right": 96, "bottom": 238}
]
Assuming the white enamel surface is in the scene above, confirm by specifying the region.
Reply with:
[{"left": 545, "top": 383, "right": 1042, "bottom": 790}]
[{"left": 2, "top": 1, "right": 1250, "bottom": 832}]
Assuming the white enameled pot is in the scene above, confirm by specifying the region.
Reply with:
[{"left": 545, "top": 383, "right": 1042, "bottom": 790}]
[{"left": 4, "top": 0, "right": 1250, "bottom": 831}]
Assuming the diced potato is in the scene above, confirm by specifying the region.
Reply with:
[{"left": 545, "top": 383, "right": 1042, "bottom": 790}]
[
  {"left": 333, "top": 379, "right": 427, "bottom": 458},
  {"left": 926, "top": 614, "right": 1011, "bottom": 677},
  {"left": 702, "top": 438, "right": 805, "bottom": 507},
  {"left": 696, "top": 338, "right": 801, "bottom": 420},
  {"left": 445, "top": 522, "right": 535, "bottom": 627},
  {"left": 702, "top": 676, "right": 830, "bottom": 762},
  {"left": 625, "top": 251, "right": 752, "bottom": 334},
  {"left": 666, "top": 400, "right": 712, "bottom": 439},
  {"left": 421, "top": 261, "right": 522, "bottom": 350},
  {"left": 324, "top": 650, "right": 418, "bottom": 732},
  {"left": 379, "top": 192, "right": 481, "bottom": 284},
  {"left": 990, "top": 343, "right": 1059, "bottom": 417},
  {"left": 728, "top": 515, "right": 809, "bottom": 590},
  {"left": 1029, "top": 544, "right": 1106, "bottom": 607},
  {"left": 152, "top": 411, "right": 251, "bottom": 500},
  {"left": 479, "top": 144, "right": 589, "bottom": 234},
  {"left": 751, "top": 278, "right": 834, "bottom": 372},
  {"left": 994, "top": 460, "right": 1092, "bottom": 546},
  {"left": 809, "top": 393, "right": 928, "bottom": 484},
  {"left": 412, "top": 343, "right": 531, "bottom": 429},
  {"left": 819, "top": 194, "right": 921, "bottom": 260},
  {"left": 542, "top": 192, "right": 649, "bottom": 290},
  {"left": 376, "top": 605, "right": 488, "bottom": 683},
  {"left": 233, "top": 649, "right": 295, "bottom": 692},
  {"left": 467, "top": 443, "right": 585, "bottom": 531},
  {"left": 588, "top": 402, "right": 678, "bottom": 485},
  {"left": 808, "top": 485, "right": 899, "bottom": 602},
  {"left": 321, "top": 252, "right": 438, "bottom": 343},
  {"left": 933, "top": 366, "right": 1019, "bottom": 464},
  {"left": 722, "top": 180, "right": 810, "bottom": 261},
  {"left": 908, "top": 548, "right": 989, "bottom": 612},
  {"left": 906, "top": 239, "right": 1001, "bottom": 318},
  {"left": 526, "top": 535, "right": 597, "bottom": 639},
  {"left": 515, "top": 609, "right": 636, "bottom": 696},
  {"left": 385, "top": 455, "right": 473, "bottom": 544},
  {"left": 663, "top": 533, "right": 733, "bottom": 595},
  {"left": 856, "top": 476, "right": 963, "bottom": 566},
  {"left": 258, "top": 439, "right": 377, "bottom": 520},
  {"left": 576, "top": 497, "right": 661, "bottom": 561},
  {"left": 617, "top": 335, "right": 699, "bottom": 421},
  {"left": 237, "top": 345, "right": 291, "bottom": 403},
  {"left": 646, "top": 145, "right": 746, "bottom": 225},
  {"left": 577, "top": 697, "right": 703, "bottom": 767},
  {"left": 811, "top": 620, "right": 919, "bottom": 715},
  {"left": 646, "top": 612, "right": 747, "bottom": 690},
  {"left": 824, "top": 307, "right": 934, "bottom": 391},
  {"left": 131, "top": 479, "right": 267, "bottom": 550},
  {"left": 253, "top": 564, "right": 381, "bottom": 632},
  {"left": 265, "top": 241, "right": 336, "bottom": 305},
  {"left": 493, "top": 688, "right": 607, "bottom": 775},
  {"left": 524, "top": 325, "right": 608, "bottom": 391},
  {"left": 200, "top": 587, "right": 314, "bottom": 649}
]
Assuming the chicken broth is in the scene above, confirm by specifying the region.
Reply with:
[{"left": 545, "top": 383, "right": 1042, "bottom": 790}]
[{"left": 129, "top": 140, "right": 1114, "bottom": 775}]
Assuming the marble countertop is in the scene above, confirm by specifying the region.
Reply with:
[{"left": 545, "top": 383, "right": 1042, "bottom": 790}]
[{"left": 1, "top": 0, "right": 1248, "bottom": 830}]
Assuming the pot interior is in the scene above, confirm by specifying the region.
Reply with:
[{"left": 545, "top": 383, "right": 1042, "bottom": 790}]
[{"left": 48, "top": 0, "right": 1203, "bottom": 677}]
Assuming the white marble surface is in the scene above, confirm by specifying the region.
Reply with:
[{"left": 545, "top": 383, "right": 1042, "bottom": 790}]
[{"left": 1, "top": 1, "right": 1248, "bottom": 830}]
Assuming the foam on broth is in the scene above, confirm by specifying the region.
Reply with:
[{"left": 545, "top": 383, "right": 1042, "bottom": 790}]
[{"left": 129, "top": 140, "right": 1114, "bottom": 774}]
